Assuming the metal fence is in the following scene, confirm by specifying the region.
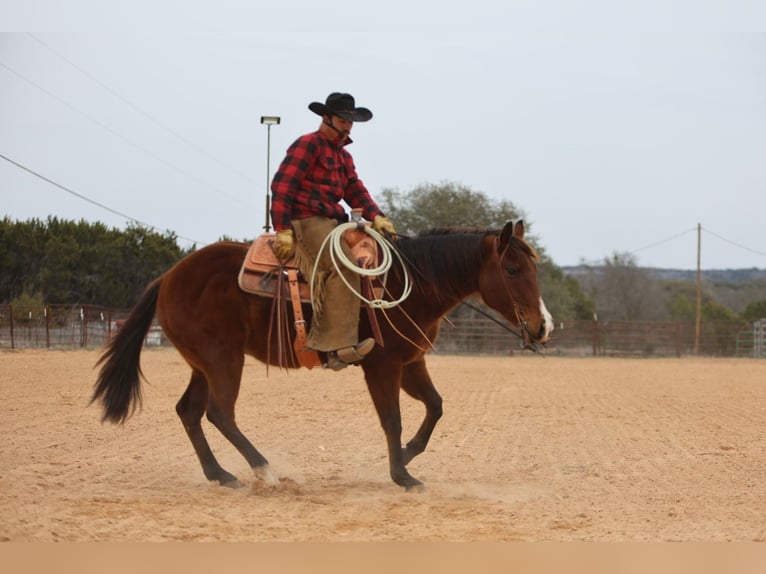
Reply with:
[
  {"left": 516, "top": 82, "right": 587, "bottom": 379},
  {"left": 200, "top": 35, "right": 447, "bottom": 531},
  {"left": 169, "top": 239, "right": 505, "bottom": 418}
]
[
  {"left": 0, "top": 304, "right": 167, "bottom": 350},
  {"left": 751, "top": 318, "right": 766, "bottom": 359},
  {"left": 433, "top": 317, "right": 761, "bottom": 358},
  {"left": 1, "top": 303, "right": 762, "bottom": 358}
]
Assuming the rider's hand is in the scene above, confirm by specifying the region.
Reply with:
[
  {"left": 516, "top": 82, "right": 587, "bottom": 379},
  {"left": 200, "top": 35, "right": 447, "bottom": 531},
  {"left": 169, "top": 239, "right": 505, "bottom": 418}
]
[
  {"left": 274, "top": 228, "right": 294, "bottom": 260},
  {"left": 373, "top": 215, "right": 396, "bottom": 235}
]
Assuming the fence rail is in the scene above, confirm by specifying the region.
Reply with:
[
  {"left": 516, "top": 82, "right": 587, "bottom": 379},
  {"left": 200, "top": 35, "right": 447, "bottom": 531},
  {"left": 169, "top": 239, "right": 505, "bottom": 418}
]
[
  {"left": 0, "top": 304, "right": 166, "bottom": 350},
  {"left": 430, "top": 317, "right": 759, "bottom": 358},
  {"left": 1, "top": 304, "right": 762, "bottom": 358}
]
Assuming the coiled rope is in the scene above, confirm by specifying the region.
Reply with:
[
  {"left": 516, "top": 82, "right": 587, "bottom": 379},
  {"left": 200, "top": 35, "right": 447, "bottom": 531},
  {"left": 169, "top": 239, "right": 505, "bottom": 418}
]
[{"left": 311, "top": 222, "right": 411, "bottom": 309}]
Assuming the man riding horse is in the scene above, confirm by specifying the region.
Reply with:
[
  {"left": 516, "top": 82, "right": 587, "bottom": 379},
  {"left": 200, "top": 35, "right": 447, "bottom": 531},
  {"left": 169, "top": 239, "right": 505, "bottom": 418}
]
[{"left": 270, "top": 92, "right": 395, "bottom": 371}]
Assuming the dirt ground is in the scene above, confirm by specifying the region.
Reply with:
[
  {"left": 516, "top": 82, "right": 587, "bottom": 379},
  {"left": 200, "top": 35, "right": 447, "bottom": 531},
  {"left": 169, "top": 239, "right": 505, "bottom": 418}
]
[{"left": 1, "top": 348, "right": 765, "bottom": 542}]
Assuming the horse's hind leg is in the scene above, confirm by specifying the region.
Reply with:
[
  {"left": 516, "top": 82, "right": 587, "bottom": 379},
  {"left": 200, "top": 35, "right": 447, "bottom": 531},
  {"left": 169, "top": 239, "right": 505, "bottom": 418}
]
[
  {"left": 400, "top": 359, "right": 443, "bottom": 466},
  {"left": 204, "top": 362, "right": 275, "bottom": 485},
  {"left": 176, "top": 370, "right": 239, "bottom": 487},
  {"left": 205, "top": 398, "right": 275, "bottom": 484}
]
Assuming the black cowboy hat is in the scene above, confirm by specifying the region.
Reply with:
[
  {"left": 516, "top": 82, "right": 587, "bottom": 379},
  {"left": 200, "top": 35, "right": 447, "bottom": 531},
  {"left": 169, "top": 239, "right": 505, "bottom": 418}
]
[{"left": 308, "top": 92, "right": 373, "bottom": 122}]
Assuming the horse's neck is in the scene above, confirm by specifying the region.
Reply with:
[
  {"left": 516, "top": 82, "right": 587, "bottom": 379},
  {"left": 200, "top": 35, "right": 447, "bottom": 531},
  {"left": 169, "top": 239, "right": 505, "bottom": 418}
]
[{"left": 401, "top": 234, "right": 483, "bottom": 314}]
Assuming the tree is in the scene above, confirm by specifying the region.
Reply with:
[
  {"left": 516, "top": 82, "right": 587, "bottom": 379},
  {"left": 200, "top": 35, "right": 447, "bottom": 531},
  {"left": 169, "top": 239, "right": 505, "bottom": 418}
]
[
  {"left": 0, "top": 217, "right": 47, "bottom": 301},
  {"left": 537, "top": 260, "right": 594, "bottom": 321},
  {"left": 0, "top": 217, "right": 188, "bottom": 307},
  {"left": 665, "top": 282, "right": 698, "bottom": 320},
  {"left": 580, "top": 252, "right": 666, "bottom": 321},
  {"left": 9, "top": 291, "right": 44, "bottom": 322},
  {"left": 379, "top": 181, "right": 526, "bottom": 236},
  {"left": 664, "top": 280, "right": 739, "bottom": 322},
  {"left": 741, "top": 300, "right": 766, "bottom": 322}
]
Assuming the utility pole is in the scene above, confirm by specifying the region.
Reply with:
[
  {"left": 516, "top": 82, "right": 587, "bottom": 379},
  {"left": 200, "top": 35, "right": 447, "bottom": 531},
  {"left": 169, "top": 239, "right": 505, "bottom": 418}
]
[{"left": 694, "top": 222, "right": 702, "bottom": 354}]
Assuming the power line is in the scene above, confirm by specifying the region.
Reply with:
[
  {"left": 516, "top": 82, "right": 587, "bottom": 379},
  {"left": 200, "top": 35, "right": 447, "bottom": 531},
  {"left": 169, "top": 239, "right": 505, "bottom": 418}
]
[
  {"left": 702, "top": 226, "right": 766, "bottom": 258},
  {"left": 576, "top": 224, "right": 765, "bottom": 268},
  {"left": 0, "top": 58, "right": 252, "bottom": 209},
  {"left": 27, "top": 33, "right": 257, "bottom": 186},
  {"left": 1, "top": 152, "right": 205, "bottom": 246},
  {"left": 629, "top": 226, "right": 698, "bottom": 255},
  {"left": 574, "top": 226, "right": 698, "bottom": 266}
]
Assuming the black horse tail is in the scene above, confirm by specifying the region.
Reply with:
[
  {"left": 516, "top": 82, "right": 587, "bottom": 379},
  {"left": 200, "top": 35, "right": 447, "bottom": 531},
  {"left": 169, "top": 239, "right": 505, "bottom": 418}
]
[{"left": 90, "top": 277, "right": 162, "bottom": 424}]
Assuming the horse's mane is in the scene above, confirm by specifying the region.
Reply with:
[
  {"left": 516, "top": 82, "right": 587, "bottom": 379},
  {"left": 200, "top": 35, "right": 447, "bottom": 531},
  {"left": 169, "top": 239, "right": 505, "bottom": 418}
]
[
  {"left": 416, "top": 226, "right": 539, "bottom": 261},
  {"left": 419, "top": 226, "right": 490, "bottom": 236},
  {"left": 391, "top": 226, "right": 539, "bottom": 302}
]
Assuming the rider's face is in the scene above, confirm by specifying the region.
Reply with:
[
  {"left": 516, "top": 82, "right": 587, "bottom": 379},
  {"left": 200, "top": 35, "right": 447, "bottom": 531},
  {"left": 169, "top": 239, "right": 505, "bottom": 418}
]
[{"left": 330, "top": 116, "right": 353, "bottom": 141}]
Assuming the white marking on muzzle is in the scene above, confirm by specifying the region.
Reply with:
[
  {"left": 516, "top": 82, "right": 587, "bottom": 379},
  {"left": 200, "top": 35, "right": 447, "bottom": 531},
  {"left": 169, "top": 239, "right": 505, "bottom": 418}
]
[{"left": 539, "top": 297, "right": 554, "bottom": 341}]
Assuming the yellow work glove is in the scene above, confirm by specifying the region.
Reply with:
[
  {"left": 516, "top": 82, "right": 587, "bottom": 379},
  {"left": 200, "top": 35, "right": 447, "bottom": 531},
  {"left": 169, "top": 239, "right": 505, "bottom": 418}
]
[
  {"left": 373, "top": 215, "right": 396, "bottom": 235},
  {"left": 273, "top": 228, "right": 294, "bottom": 260}
]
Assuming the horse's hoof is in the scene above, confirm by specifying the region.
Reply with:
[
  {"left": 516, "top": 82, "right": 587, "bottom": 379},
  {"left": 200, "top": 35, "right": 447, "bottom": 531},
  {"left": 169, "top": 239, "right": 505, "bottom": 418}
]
[
  {"left": 405, "top": 482, "right": 426, "bottom": 493},
  {"left": 398, "top": 475, "right": 425, "bottom": 492},
  {"left": 253, "top": 464, "right": 280, "bottom": 485},
  {"left": 221, "top": 478, "right": 241, "bottom": 489}
]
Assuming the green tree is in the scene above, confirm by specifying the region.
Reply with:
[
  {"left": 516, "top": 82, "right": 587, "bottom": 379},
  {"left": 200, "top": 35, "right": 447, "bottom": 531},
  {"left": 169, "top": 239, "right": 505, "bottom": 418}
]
[
  {"left": 379, "top": 181, "right": 527, "bottom": 236},
  {"left": 665, "top": 280, "right": 739, "bottom": 322},
  {"left": 741, "top": 299, "right": 766, "bottom": 322},
  {"left": 40, "top": 231, "right": 79, "bottom": 302},
  {"left": 537, "top": 260, "right": 594, "bottom": 321},
  {"left": 0, "top": 217, "right": 187, "bottom": 307},
  {"left": 0, "top": 217, "right": 47, "bottom": 301},
  {"left": 665, "top": 284, "right": 697, "bottom": 321},
  {"left": 702, "top": 300, "right": 737, "bottom": 321},
  {"left": 10, "top": 291, "right": 45, "bottom": 322}
]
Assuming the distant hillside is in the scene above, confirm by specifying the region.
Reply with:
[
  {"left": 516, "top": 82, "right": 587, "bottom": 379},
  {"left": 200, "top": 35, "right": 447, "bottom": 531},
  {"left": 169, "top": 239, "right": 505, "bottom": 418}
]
[
  {"left": 561, "top": 265, "right": 766, "bottom": 314},
  {"left": 561, "top": 266, "right": 766, "bottom": 284}
]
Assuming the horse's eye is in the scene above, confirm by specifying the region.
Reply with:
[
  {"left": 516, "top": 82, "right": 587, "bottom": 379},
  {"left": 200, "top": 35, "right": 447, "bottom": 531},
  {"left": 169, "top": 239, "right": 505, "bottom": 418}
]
[{"left": 505, "top": 266, "right": 519, "bottom": 278}]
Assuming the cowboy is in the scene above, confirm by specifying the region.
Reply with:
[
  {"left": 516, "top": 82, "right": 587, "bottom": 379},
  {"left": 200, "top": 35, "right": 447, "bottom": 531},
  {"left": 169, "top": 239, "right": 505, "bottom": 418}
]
[{"left": 270, "top": 92, "right": 396, "bottom": 370}]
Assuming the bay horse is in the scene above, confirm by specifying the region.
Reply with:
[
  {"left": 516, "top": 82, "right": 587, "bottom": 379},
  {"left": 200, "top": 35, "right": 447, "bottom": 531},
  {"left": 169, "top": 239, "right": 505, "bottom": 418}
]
[{"left": 91, "top": 220, "right": 553, "bottom": 490}]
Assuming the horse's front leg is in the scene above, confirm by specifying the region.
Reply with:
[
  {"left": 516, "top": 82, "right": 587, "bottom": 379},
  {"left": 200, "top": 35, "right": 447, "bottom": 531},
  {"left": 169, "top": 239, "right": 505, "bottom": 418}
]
[
  {"left": 363, "top": 362, "right": 423, "bottom": 490},
  {"left": 400, "top": 359, "right": 443, "bottom": 466}
]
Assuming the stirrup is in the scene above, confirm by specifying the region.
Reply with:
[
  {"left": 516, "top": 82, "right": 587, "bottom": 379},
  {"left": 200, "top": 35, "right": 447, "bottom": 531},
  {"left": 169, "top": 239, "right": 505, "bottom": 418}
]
[{"left": 324, "top": 338, "right": 375, "bottom": 371}]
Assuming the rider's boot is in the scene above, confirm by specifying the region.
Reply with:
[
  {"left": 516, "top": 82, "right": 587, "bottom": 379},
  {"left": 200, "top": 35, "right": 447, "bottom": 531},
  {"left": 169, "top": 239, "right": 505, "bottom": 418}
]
[{"left": 325, "top": 338, "right": 375, "bottom": 371}]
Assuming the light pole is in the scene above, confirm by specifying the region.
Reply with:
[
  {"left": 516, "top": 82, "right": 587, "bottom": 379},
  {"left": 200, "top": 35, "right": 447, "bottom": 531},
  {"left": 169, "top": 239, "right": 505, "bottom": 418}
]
[{"left": 260, "top": 115, "right": 281, "bottom": 232}]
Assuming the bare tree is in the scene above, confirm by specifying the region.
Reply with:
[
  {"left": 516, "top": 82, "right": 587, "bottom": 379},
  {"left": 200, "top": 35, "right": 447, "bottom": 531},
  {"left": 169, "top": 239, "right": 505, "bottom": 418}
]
[{"left": 580, "top": 252, "right": 666, "bottom": 320}]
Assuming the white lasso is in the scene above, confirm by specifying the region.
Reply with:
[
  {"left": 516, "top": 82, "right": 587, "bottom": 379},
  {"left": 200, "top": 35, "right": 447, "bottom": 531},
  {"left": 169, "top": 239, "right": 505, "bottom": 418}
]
[{"left": 311, "top": 222, "right": 411, "bottom": 309}]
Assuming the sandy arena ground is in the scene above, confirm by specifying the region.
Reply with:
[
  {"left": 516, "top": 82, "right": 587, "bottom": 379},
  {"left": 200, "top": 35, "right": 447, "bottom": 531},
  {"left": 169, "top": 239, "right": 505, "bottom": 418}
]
[{"left": 1, "top": 348, "right": 765, "bottom": 542}]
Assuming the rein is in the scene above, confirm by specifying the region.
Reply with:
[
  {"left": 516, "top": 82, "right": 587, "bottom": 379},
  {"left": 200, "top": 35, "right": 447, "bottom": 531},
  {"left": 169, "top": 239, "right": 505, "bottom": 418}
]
[{"left": 458, "top": 299, "right": 540, "bottom": 353}]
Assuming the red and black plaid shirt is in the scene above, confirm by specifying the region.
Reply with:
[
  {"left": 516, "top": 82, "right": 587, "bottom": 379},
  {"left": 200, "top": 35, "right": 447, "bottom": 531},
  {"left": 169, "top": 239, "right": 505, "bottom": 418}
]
[{"left": 270, "top": 130, "right": 382, "bottom": 231}]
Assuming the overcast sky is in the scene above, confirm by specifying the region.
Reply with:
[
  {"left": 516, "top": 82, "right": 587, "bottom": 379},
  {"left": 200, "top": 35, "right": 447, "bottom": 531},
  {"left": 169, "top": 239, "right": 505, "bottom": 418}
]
[{"left": 2, "top": 1, "right": 765, "bottom": 270}]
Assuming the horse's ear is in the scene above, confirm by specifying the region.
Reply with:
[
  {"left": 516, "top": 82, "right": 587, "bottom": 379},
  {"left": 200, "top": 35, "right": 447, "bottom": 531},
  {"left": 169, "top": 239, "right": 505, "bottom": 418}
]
[
  {"left": 496, "top": 220, "right": 525, "bottom": 254},
  {"left": 499, "top": 221, "right": 515, "bottom": 249}
]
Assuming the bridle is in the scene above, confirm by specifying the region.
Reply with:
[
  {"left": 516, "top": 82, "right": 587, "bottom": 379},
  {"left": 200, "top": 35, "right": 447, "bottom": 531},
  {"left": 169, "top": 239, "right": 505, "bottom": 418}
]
[
  {"left": 388, "top": 232, "right": 544, "bottom": 354},
  {"left": 492, "top": 241, "right": 545, "bottom": 353}
]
